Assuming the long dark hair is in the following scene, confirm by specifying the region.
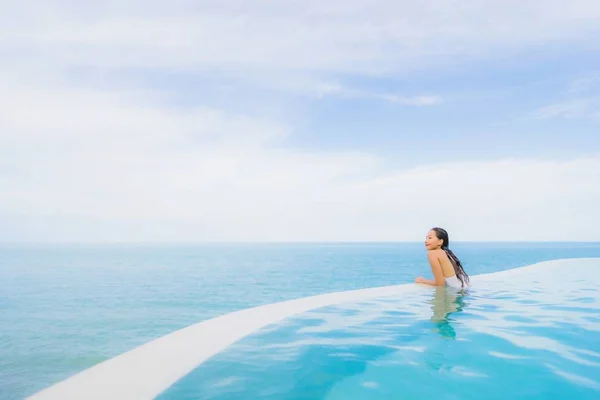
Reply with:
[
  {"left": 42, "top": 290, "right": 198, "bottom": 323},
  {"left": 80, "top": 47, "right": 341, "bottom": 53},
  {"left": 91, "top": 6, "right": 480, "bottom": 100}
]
[{"left": 431, "top": 227, "right": 469, "bottom": 287}]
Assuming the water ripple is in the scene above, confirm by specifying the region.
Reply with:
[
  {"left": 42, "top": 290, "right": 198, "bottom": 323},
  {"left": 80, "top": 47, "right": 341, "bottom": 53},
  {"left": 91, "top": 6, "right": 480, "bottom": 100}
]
[{"left": 160, "top": 260, "right": 600, "bottom": 400}]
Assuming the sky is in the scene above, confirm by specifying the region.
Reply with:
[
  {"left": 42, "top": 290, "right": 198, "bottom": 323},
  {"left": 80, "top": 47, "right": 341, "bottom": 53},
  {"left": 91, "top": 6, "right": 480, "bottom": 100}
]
[{"left": 1, "top": 0, "right": 599, "bottom": 242}]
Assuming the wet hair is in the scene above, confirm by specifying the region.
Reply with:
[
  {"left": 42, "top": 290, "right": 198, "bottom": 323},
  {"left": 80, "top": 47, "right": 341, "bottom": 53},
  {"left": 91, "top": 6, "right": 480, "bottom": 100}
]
[{"left": 431, "top": 227, "right": 469, "bottom": 287}]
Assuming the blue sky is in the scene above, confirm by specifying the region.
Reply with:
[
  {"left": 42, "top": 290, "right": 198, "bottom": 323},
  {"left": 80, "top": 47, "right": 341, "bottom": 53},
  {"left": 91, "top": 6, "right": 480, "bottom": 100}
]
[{"left": 1, "top": 0, "right": 599, "bottom": 242}]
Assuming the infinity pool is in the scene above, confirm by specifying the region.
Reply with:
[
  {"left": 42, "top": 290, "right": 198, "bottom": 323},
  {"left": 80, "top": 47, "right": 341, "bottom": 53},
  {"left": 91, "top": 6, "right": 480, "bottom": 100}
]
[
  {"left": 160, "top": 259, "right": 600, "bottom": 400},
  {"left": 28, "top": 258, "right": 600, "bottom": 399}
]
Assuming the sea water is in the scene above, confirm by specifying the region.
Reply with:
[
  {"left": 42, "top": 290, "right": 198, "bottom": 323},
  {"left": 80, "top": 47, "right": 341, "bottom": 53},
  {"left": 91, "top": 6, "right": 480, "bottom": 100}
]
[{"left": 2, "top": 242, "right": 600, "bottom": 399}]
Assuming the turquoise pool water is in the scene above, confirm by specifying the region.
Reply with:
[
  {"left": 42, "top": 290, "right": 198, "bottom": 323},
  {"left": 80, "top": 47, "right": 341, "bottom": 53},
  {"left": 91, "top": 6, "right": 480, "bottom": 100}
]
[
  {"left": 2, "top": 243, "right": 600, "bottom": 399},
  {"left": 160, "top": 259, "right": 600, "bottom": 399}
]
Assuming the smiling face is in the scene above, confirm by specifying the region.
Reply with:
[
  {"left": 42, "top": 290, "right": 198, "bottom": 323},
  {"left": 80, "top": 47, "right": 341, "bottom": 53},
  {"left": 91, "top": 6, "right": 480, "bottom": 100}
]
[{"left": 425, "top": 229, "right": 444, "bottom": 250}]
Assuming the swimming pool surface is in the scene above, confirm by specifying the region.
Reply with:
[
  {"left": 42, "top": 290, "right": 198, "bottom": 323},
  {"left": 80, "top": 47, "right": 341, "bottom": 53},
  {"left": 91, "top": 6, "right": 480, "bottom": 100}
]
[{"left": 159, "top": 258, "right": 600, "bottom": 400}]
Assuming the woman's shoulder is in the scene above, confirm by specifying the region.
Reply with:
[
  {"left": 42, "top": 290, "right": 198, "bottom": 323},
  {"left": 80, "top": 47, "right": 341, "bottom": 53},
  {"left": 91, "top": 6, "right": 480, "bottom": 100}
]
[{"left": 427, "top": 249, "right": 446, "bottom": 259}]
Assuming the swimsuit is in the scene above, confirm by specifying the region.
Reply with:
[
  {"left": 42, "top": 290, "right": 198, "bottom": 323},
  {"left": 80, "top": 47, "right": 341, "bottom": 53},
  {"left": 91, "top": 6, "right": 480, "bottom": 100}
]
[{"left": 445, "top": 275, "right": 468, "bottom": 289}]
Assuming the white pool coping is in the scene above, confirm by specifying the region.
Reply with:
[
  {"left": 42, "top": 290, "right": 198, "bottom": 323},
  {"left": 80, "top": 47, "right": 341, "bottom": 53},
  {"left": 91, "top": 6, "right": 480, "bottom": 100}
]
[{"left": 28, "top": 257, "right": 600, "bottom": 400}]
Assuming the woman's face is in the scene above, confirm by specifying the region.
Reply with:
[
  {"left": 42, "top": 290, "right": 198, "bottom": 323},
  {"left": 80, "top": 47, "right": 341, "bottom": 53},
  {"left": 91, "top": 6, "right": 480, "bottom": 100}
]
[{"left": 425, "top": 230, "right": 443, "bottom": 250}]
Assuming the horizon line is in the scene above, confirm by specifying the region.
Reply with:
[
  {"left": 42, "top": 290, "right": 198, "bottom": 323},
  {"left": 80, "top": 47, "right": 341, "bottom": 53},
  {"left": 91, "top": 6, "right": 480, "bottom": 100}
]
[{"left": 1, "top": 240, "right": 599, "bottom": 246}]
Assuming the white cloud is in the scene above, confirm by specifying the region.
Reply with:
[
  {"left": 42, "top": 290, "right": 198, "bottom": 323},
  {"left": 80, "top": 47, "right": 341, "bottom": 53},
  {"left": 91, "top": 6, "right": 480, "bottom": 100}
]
[
  {"left": 568, "top": 72, "right": 600, "bottom": 93},
  {"left": 0, "top": 81, "right": 288, "bottom": 149},
  {"left": 312, "top": 83, "right": 442, "bottom": 105},
  {"left": 384, "top": 95, "right": 442, "bottom": 106},
  {"left": 531, "top": 72, "right": 600, "bottom": 120},
  {"left": 3, "top": 1, "right": 600, "bottom": 77},
  {"left": 2, "top": 1, "right": 600, "bottom": 242},
  {"left": 1, "top": 77, "right": 599, "bottom": 242},
  {"left": 3, "top": 0, "right": 600, "bottom": 105},
  {"left": 532, "top": 98, "right": 600, "bottom": 120}
]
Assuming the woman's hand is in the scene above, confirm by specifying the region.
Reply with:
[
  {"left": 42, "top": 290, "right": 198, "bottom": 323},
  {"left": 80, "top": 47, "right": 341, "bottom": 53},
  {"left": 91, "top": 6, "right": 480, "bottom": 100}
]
[{"left": 415, "top": 276, "right": 425, "bottom": 283}]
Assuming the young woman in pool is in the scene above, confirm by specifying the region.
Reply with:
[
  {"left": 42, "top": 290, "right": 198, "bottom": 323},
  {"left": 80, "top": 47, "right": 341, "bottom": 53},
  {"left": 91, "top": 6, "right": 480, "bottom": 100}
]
[{"left": 415, "top": 227, "right": 470, "bottom": 289}]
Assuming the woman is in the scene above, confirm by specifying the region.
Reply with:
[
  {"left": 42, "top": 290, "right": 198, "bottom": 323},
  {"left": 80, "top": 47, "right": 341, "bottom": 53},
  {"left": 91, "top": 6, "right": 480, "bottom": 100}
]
[{"left": 415, "top": 227, "right": 470, "bottom": 289}]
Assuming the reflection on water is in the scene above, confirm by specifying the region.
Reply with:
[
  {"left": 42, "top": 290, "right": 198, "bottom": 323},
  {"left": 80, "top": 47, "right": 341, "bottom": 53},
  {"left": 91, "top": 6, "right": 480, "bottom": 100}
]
[
  {"left": 428, "top": 286, "right": 468, "bottom": 340},
  {"left": 159, "top": 260, "right": 600, "bottom": 400}
]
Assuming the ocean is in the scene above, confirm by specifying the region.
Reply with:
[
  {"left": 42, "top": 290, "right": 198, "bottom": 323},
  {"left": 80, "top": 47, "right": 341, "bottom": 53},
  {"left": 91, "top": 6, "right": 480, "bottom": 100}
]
[{"left": 2, "top": 242, "right": 600, "bottom": 399}]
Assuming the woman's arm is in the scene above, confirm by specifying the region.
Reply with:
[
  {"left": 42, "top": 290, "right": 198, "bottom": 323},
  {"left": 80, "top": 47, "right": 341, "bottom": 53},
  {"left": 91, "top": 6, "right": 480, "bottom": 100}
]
[{"left": 415, "top": 251, "right": 446, "bottom": 286}]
